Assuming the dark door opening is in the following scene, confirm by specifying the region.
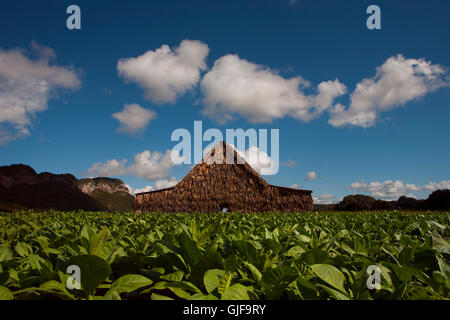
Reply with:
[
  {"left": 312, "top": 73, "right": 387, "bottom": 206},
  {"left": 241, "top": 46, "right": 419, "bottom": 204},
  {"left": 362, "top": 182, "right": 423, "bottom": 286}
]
[{"left": 220, "top": 203, "right": 228, "bottom": 213}]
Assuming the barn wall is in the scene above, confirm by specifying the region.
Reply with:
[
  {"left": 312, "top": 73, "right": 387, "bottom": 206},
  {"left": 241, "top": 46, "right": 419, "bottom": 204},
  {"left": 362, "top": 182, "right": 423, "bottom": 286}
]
[
  {"left": 133, "top": 185, "right": 313, "bottom": 213},
  {"left": 133, "top": 142, "right": 313, "bottom": 213}
]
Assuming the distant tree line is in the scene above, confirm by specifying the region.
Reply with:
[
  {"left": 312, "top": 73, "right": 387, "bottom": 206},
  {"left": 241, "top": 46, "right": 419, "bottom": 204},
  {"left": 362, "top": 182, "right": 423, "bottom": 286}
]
[{"left": 314, "top": 189, "right": 450, "bottom": 211}]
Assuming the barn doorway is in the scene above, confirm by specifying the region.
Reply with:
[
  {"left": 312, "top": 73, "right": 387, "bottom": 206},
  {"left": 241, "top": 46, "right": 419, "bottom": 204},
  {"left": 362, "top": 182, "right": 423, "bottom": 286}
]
[{"left": 220, "top": 203, "right": 229, "bottom": 213}]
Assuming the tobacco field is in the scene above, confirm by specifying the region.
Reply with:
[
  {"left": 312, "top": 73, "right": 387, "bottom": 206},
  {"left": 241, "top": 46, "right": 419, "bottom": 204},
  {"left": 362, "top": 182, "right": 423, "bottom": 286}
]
[{"left": 0, "top": 210, "right": 448, "bottom": 300}]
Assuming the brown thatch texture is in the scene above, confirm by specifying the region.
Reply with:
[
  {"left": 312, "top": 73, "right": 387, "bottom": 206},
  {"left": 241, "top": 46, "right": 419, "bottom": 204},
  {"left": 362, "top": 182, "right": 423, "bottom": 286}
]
[{"left": 133, "top": 142, "right": 313, "bottom": 213}]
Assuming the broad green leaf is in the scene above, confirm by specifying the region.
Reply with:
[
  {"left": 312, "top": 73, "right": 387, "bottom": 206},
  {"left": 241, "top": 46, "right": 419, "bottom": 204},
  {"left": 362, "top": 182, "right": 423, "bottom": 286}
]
[
  {"left": 243, "top": 262, "right": 262, "bottom": 282},
  {"left": 67, "top": 254, "right": 111, "bottom": 297},
  {"left": 311, "top": 264, "right": 346, "bottom": 293},
  {"left": 89, "top": 228, "right": 111, "bottom": 256},
  {"left": 189, "top": 293, "right": 219, "bottom": 300},
  {"left": 104, "top": 289, "right": 121, "bottom": 300},
  {"left": 81, "top": 225, "right": 96, "bottom": 250},
  {"left": 262, "top": 265, "right": 297, "bottom": 287},
  {"left": 0, "top": 286, "right": 13, "bottom": 300},
  {"left": 285, "top": 246, "right": 305, "bottom": 259},
  {"left": 316, "top": 284, "right": 350, "bottom": 300},
  {"left": 0, "top": 246, "right": 13, "bottom": 262},
  {"left": 111, "top": 274, "right": 153, "bottom": 294},
  {"left": 203, "top": 269, "right": 225, "bottom": 293},
  {"left": 160, "top": 270, "right": 184, "bottom": 282},
  {"left": 232, "top": 240, "right": 259, "bottom": 265},
  {"left": 15, "top": 242, "right": 33, "bottom": 257},
  {"left": 39, "top": 280, "right": 76, "bottom": 300},
  {"left": 178, "top": 232, "right": 202, "bottom": 266},
  {"left": 151, "top": 293, "right": 174, "bottom": 300},
  {"left": 0, "top": 272, "right": 8, "bottom": 286},
  {"left": 301, "top": 249, "right": 329, "bottom": 265},
  {"left": 222, "top": 284, "right": 250, "bottom": 300}
]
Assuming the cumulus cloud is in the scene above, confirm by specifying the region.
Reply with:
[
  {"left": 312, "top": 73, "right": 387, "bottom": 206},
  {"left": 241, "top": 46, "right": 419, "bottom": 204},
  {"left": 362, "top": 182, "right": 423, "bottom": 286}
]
[
  {"left": 87, "top": 149, "right": 183, "bottom": 181},
  {"left": 348, "top": 179, "right": 405, "bottom": 200},
  {"left": 0, "top": 42, "right": 81, "bottom": 145},
  {"left": 200, "top": 54, "right": 346, "bottom": 123},
  {"left": 117, "top": 39, "right": 209, "bottom": 104},
  {"left": 155, "top": 177, "right": 178, "bottom": 189},
  {"left": 132, "top": 185, "right": 154, "bottom": 195},
  {"left": 112, "top": 103, "right": 156, "bottom": 134},
  {"left": 281, "top": 160, "right": 298, "bottom": 168},
  {"left": 329, "top": 54, "right": 450, "bottom": 128},
  {"left": 128, "top": 177, "right": 179, "bottom": 195},
  {"left": 405, "top": 180, "right": 450, "bottom": 192},
  {"left": 313, "top": 194, "right": 336, "bottom": 205},
  {"left": 305, "top": 171, "right": 318, "bottom": 181},
  {"left": 348, "top": 179, "right": 450, "bottom": 200},
  {"left": 240, "top": 146, "right": 275, "bottom": 174},
  {"left": 290, "top": 184, "right": 300, "bottom": 189}
]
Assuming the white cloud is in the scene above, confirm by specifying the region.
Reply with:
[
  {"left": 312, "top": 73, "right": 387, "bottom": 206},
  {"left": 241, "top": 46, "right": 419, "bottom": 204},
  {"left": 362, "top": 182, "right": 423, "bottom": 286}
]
[
  {"left": 117, "top": 39, "right": 209, "bottom": 104},
  {"left": 87, "top": 149, "right": 183, "bottom": 181},
  {"left": 348, "top": 178, "right": 450, "bottom": 200},
  {"left": 112, "top": 103, "right": 156, "bottom": 134},
  {"left": 305, "top": 171, "right": 318, "bottom": 181},
  {"left": 240, "top": 146, "right": 274, "bottom": 174},
  {"left": 124, "top": 184, "right": 133, "bottom": 194},
  {"left": 348, "top": 179, "right": 405, "bottom": 200},
  {"left": 155, "top": 177, "right": 178, "bottom": 189},
  {"left": 281, "top": 160, "right": 298, "bottom": 168},
  {"left": 329, "top": 54, "right": 449, "bottom": 128},
  {"left": 313, "top": 194, "right": 336, "bottom": 204},
  {"left": 133, "top": 185, "right": 154, "bottom": 194},
  {"left": 405, "top": 180, "right": 450, "bottom": 192},
  {"left": 0, "top": 42, "right": 81, "bottom": 145},
  {"left": 129, "top": 177, "right": 179, "bottom": 195},
  {"left": 200, "top": 54, "right": 346, "bottom": 123},
  {"left": 290, "top": 184, "right": 300, "bottom": 189}
]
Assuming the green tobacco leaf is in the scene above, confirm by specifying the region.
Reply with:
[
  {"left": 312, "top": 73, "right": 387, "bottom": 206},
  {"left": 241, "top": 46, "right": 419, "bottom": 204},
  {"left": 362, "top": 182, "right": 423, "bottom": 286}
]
[
  {"left": 111, "top": 274, "right": 153, "bottom": 294},
  {"left": 15, "top": 242, "right": 33, "bottom": 257},
  {"left": 0, "top": 246, "right": 13, "bottom": 262},
  {"left": 243, "top": 262, "right": 262, "bottom": 282},
  {"left": 39, "top": 280, "right": 76, "bottom": 300},
  {"left": 222, "top": 284, "right": 250, "bottom": 300},
  {"left": 301, "top": 249, "right": 330, "bottom": 265},
  {"left": 89, "top": 228, "right": 111, "bottom": 256},
  {"left": 0, "top": 286, "right": 14, "bottom": 300},
  {"left": 160, "top": 270, "right": 184, "bottom": 282},
  {"left": 68, "top": 254, "right": 111, "bottom": 297},
  {"left": 81, "top": 225, "right": 96, "bottom": 250},
  {"left": 203, "top": 269, "right": 225, "bottom": 294},
  {"left": 218, "top": 271, "right": 233, "bottom": 295},
  {"left": 178, "top": 232, "right": 202, "bottom": 266},
  {"left": 262, "top": 265, "right": 297, "bottom": 287},
  {"left": 311, "top": 264, "right": 346, "bottom": 293},
  {"left": 0, "top": 272, "right": 8, "bottom": 286},
  {"left": 189, "top": 293, "right": 219, "bottom": 300},
  {"left": 285, "top": 246, "right": 305, "bottom": 259},
  {"left": 104, "top": 289, "right": 121, "bottom": 300},
  {"left": 398, "top": 247, "right": 414, "bottom": 265},
  {"left": 432, "top": 236, "right": 450, "bottom": 254},
  {"left": 232, "top": 240, "right": 259, "bottom": 265},
  {"left": 151, "top": 293, "right": 174, "bottom": 300},
  {"left": 316, "top": 284, "right": 350, "bottom": 300},
  {"left": 28, "top": 254, "right": 53, "bottom": 273}
]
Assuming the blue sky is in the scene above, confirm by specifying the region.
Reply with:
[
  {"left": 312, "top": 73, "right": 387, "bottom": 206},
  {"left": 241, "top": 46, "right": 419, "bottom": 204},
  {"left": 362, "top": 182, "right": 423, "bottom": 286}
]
[{"left": 0, "top": 0, "right": 449, "bottom": 203}]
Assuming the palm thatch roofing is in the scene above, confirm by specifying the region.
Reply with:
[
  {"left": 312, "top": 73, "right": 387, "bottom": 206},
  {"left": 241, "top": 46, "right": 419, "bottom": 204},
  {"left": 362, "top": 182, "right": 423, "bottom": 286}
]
[{"left": 134, "top": 141, "right": 313, "bottom": 213}]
